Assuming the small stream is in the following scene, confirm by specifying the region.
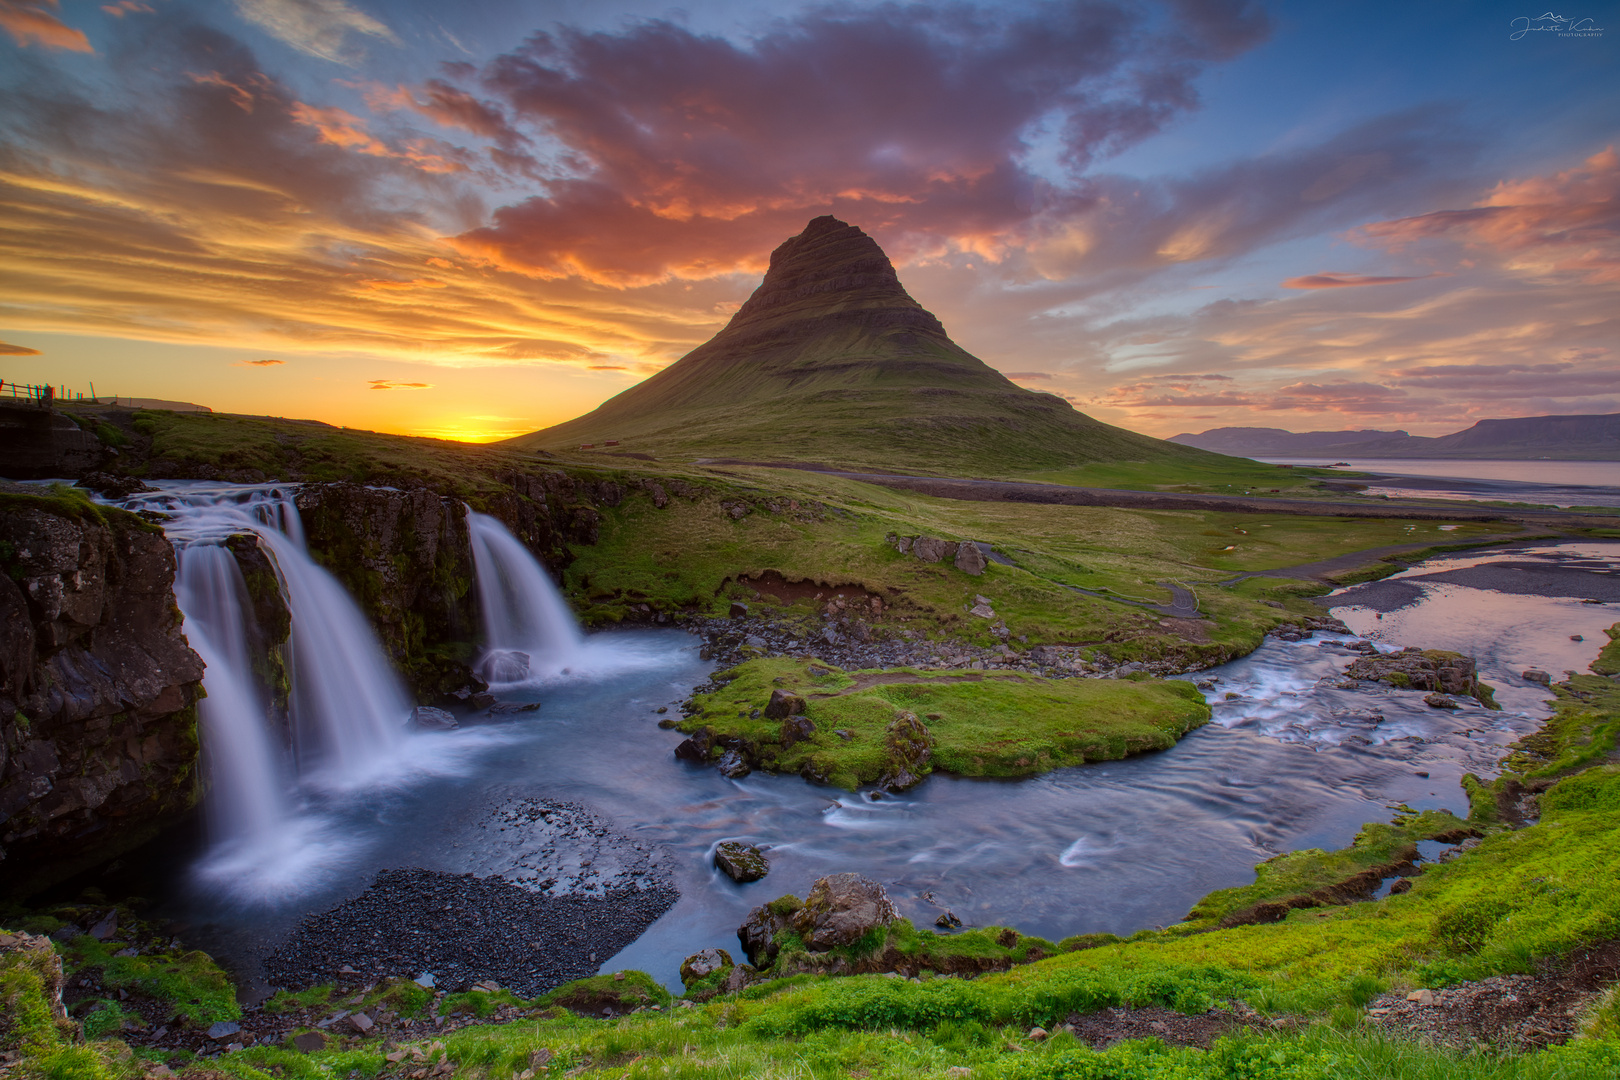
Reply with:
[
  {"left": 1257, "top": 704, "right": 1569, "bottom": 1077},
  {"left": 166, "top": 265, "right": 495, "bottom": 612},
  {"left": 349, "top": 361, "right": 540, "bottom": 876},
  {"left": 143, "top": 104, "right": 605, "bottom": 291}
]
[{"left": 121, "top": 482, "right": 1618, "bottom": 994}]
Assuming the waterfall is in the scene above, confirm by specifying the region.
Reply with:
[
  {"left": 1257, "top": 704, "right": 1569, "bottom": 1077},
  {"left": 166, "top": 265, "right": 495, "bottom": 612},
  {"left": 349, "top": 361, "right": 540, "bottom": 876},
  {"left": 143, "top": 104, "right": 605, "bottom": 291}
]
[
  {"left": 256, "top": 525, "right": 411, "bottom": 781},
  {"left": 173, "top": 543, "right": 291, "bottom": 847},
  {"left": 467, "top": 511, "right": 583, "bottom": 683}
]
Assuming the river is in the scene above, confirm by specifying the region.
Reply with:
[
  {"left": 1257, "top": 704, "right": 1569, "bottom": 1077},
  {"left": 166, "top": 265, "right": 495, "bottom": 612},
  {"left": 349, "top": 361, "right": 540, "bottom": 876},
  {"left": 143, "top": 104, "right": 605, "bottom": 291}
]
[
  {"left": 1257, "top": 457, "right": 1620, "bottom": 509},
  {"left": 144, "top": 525, "right": 1618, "bottom": 995}
]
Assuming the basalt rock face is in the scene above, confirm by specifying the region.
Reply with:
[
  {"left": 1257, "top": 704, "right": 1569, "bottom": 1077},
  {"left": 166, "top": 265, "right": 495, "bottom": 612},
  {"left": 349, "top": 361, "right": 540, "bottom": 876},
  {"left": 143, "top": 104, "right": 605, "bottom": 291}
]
[
  {"left": 293, "top": 472, "right": 629, "bottom": 701},
  {"left": 294, "top": 483, "right": 483, "bottom": 704},
  {"left": 0, "top": 403, "right": 104, "bottom": 480},
  {"left": 0, "top": 492, "right": 205, "bottom": 898}
]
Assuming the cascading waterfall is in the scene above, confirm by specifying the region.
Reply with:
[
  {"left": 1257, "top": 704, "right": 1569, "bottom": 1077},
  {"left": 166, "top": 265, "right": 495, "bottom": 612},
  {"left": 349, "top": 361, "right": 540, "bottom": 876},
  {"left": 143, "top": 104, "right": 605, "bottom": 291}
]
[
  {"left": 119, "top": 483, "right": 425, "bottom": 893},
  {"left": 467, "top": 511, "right": 583, "bottom": 683},
  {"left": 172, "top": 543, "right": 291, "bottom": 848}
]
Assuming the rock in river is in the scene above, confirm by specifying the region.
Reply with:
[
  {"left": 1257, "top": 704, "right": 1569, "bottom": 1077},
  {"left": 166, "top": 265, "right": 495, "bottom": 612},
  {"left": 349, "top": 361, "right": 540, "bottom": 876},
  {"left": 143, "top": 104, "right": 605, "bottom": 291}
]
[
  {"left": 715, "top": 841, "right": 769, "bottom": 883},
  {"left": 680, "top": 948, "right": 734, "bottom": 986}
]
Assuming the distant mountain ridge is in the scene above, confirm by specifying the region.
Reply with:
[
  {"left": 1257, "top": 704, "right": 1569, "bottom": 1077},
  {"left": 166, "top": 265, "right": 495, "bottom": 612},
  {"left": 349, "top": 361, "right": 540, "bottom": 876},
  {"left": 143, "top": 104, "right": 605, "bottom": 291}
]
[
  {"left": 509, "top": 216, "right": 1219, "bottom": 475},
  {"left": 1170, "top": 414, "right": 1620, "bottom": 461}
]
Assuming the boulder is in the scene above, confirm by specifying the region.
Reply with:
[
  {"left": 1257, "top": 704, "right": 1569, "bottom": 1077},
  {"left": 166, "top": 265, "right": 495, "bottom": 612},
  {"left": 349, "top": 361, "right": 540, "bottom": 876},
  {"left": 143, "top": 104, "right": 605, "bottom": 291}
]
[
  {"left": 729, "top": 601, "right": 749, "bottom": 618},
  {"left": 1345, "top": 649, "right": 1481, "bottom": 696},
  {"left": 954, "top": 542, "right": 988, "bottom": 576},
  {"left": 1424, "top": 693, "right": 1460, "bottom": 709},
  {"left": 935, "top": 910, "right": 963, "bottom": 929},
  {"left": 410, "top": 706, "right": 459, "bottom": 731},
  {"left": 1522, "top": 669, "right": 1552, "bottom": 686},
  {"left": 780, "top": 713, "right": 816, "bottom": 747},
  {"left": 738, "top": 898, "right": 798, "bottom": 967},
  {"left": 679, "top": 947, "right": 734, "bottom": 986},
  {"left": 674, "top": 729, "right": 714, "bottom": 762},
  {"left": 716, "top": 748, "right": 752, "bottom": 778},
  {"left": 911, "top": 536, "right": 955, "bottom": 563},
  {"left": 714, "top": 841, "right": 769, "bottom": 883},
  {"left": 877, "top": 711, "right": 934, "bottom": 792},
  {"left": 789, "top": 873, "right": 898, "bottom": 951},
  {"left": 763, "top": 689, "right": 806, "bottom": 720}
]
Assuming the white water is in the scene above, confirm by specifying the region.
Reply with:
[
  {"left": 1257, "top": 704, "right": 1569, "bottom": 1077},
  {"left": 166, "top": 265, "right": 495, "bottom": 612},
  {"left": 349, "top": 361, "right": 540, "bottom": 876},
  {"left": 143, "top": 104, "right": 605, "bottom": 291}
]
[
  {"left": 172, "top": 544, "right": 290, "bottom": 847},
  {"left": 467, "top": 511, "right": 584, "bottom": 683}
]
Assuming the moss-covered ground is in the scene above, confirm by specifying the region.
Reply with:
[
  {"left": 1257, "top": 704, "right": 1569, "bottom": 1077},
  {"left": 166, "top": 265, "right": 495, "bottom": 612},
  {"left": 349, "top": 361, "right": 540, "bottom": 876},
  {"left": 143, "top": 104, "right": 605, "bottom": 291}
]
[{"left": 679, "top": 657, "right": 1210, "bottom": 787}]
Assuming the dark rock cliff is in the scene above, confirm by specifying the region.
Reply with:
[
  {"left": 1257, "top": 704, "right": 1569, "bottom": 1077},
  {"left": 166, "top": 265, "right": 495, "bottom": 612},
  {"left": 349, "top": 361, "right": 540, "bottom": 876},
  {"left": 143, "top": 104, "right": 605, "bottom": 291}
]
[
  {"left": 0, "top": 487, "right": 205, "bottom": 898},
  {"left": 292, "top": 471, "right": 632, "bottom": 702}
]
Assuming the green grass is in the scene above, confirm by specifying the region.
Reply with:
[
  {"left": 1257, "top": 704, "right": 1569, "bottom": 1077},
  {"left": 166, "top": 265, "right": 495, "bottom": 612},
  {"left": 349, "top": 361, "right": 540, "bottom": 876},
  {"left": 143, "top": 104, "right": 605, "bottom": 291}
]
[
  {"left": 1185, "top": 810, "right": 1475, "bottom": 929},
  {"left": 680, "top": 657, "right": 1210, "bottom": 787}
]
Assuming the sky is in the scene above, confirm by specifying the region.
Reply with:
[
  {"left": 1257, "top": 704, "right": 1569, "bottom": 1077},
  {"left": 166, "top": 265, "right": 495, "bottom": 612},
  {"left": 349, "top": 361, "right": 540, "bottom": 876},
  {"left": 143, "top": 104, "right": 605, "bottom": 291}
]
[{"left": 0, "top": 0, "right": 1615, "bottom": 442}]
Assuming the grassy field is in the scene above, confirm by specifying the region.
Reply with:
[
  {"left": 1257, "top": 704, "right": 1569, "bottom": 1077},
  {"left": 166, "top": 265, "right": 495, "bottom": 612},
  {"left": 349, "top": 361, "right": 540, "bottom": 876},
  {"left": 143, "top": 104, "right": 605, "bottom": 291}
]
[{"left": 677, "top": 657, "right": 1211, "bottom": 787}]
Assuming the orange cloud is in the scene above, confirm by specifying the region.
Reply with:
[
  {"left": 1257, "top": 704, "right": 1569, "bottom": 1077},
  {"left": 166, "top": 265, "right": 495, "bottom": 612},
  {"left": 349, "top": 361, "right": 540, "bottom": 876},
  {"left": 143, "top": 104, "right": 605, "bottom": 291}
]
[
  {"left": 368, "top": 380, "right": 433, "bottom": 390},
  {"left": 101, "top": 1, "right": 151, "bottom": 16},
  {"left": 288, "top": 103, "right": 465, "bottom": 173},
  {"left": 238, "top": 358, "right": 285, "bottom": 366},
  {"left": 1357, "top": 147, "right": 1620, "bottom": 284},
  {"left": 1281, "top": 271, "right": 1440, "bottom": 289},
  {"left": 0, "top": 341, "right": 42, "bottom": 355},
  {"left": 359, "top": 277, "right": 446, "bottom": 291},
  {"left": 188, "top": 71, "right": 275, "bottom": 113},
  {"left": 0, "top": 0, "right": 92, "bottom": 51}
]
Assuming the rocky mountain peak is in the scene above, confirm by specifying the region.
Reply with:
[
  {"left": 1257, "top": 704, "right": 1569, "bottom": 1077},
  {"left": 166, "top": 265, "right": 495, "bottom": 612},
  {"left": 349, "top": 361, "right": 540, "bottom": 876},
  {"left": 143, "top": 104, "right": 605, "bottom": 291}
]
[{"left": 722, "top": 216, "right": 945, "bottom": 338}]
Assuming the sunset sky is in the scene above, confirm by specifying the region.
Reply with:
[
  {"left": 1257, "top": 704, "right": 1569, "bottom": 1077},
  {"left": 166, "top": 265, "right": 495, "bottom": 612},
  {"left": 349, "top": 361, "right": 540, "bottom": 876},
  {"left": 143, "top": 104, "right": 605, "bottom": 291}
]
[{"left": 1, "top": 0, "right": 1615, "bottom": 442}]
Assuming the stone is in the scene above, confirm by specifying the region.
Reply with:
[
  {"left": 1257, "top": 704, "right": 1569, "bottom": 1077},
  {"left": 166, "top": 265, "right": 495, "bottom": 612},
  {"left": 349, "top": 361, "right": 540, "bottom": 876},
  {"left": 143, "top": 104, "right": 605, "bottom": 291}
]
[
  {"left": 1388, "top": 879, "right": 1413, "bottom": 895},
  {"left": 207, "top": 1021, "right": 241, "bottom": 1040},
  {"left": 1027, "top": 1027, "right": 1049, "bottom": 1041},
  {"left": 679, "top": 947, "right": 734, "bottom": 986},
  {"left": 744, "top": 635, "right": 768, "bottom": 649},
  {"left": 1407, "top": 989, "right": 1435, "bottom": 1006},
  {"left": 729, "top": 601, "right": 749, "bottom": 618},
  {"left": 968, "top": 602, "right": 995, "bottom": 619},
  {"left": 414, "top": 973, "right": 436, "bottom": 988},
  {"left": 89, "top": 910, "right": 118, "bottom": 940},
  {"left": 1346, "top": 649, "right": 1482, "bottom": 697},
  {"left": 935, "top": 910, "right": 963, "bottom": 929},
  {"left": 954, "top": 542, "right": 988, "bottom": 576},
  {"left": 877, "top": 711, "right": 934, "bottom": 792},
  {"left": 822, "top": 626, "right": 840, "bottom": 645},
  {"left": 780, "top": 713, "right": 816, "bottom": 747},
  {"left": 1522, "top": 669, "right": 1552, "bottom": 686},
  {"left": 716, "top": 748, "right": 752, "bottom": 778},
  {"left": 411, "top": 706, "right": 459, "bottom": 731},
  {"left": 738, "top": 899, "right": 797, "bottom": 967},
  {"left": 470, "top": 692, "right": 497, "bottom": 710},
  {"left": 910, "top": 536, "right": 954, "bottom": 563},
  {"left": 715, "top": 841, "right": 769, "bottom": 882},
  {"left": 348, "top": 1012, "right": 375, "bottom": 1034},
  {"left": 764, "top": 689, "right": 806, "bottom": 720},
  {"left": 293, "top": 1031, "right": 326, "bottom": 1053},
  {"left": 790, "top": 873, "right": 898, "bottom": 951},
  {"left": 674, "top": 729, "right": 713, "bottom": 762},
  {"left": 479, "top": 650, "right": 531, "bottom": 683},
  {"left": 1424, "top": 693, "right": 1460, "bottom": 709}
]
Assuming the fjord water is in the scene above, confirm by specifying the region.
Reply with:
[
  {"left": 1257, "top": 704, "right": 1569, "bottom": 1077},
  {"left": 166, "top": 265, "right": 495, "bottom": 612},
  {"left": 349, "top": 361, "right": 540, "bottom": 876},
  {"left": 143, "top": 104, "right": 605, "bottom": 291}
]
[
  {"left": 1261, "top": 458, "right": 1620, "bottom": 508},
  {"left": 141, "top": 485, "right": 1618, "bottom": 993}
]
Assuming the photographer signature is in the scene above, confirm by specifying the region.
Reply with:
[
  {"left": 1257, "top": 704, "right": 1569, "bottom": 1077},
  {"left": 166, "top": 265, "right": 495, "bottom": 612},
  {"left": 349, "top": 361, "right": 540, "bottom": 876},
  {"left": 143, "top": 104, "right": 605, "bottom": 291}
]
[{"left": 1510, "top": 12, "right": 1605, "bottom": 39}]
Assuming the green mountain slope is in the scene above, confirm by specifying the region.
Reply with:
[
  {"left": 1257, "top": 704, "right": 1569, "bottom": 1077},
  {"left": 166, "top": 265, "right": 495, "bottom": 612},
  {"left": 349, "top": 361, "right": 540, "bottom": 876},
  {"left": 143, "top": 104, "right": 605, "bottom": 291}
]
[{"left": 507, "top": 216, "right": 1221, "bottom": 476}]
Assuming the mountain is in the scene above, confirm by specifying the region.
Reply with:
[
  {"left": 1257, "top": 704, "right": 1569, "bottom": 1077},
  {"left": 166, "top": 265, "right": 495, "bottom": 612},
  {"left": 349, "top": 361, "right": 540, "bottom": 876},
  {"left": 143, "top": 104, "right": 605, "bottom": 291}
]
[
  {"left": 507, "top": 216, "right": 1216, "bottom": 475},
  {"left": 1169, "top": 427, "right": 1407, "bottom": 455},
  {"left": 1171, "top": 414, "right": 1620, "bottom": 461}
]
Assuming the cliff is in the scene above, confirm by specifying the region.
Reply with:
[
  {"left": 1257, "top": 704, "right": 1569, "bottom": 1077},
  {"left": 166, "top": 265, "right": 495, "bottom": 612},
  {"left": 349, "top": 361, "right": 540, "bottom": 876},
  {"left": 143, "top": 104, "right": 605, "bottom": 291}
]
[{"left": 0, "top": 485, "right": 205, "bottom": 898}]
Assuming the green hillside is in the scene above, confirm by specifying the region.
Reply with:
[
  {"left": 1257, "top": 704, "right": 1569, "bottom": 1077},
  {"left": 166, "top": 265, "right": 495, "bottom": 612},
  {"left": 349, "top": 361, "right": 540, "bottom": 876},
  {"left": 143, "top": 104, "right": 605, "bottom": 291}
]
[{"left": 507, "top": 217, "right": 1224, "bottom": 477}]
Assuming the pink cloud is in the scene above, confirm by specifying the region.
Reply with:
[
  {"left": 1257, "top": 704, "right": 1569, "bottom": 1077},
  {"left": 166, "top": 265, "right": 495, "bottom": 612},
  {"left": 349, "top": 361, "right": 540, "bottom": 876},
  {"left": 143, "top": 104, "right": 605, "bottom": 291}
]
[
  {"left": 1280, "top": 271, "right": 1440, "bottom": 289},
  {"left": 1356, "top": 147, "right": 1620, "bottom": 284},
  {"left": 0, "top": 0, "right": 92, "bottom": 51}
]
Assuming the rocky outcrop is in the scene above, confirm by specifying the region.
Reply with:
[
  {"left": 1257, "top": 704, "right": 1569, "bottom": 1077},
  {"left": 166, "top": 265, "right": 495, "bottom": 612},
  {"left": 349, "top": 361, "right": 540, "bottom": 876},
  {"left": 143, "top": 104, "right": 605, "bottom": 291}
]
[
  {"left": 224, "top": 532, "right": 292, "bottom": 732},
  {"left": 1346, "top": 648, "right": 1491, "bottom": 704},
  {"left": 679, "top": 947, "right": 734, "bottom": 987},
  {"left": 887, "top": 533, "right": 988, "bottom": 575},
  {"left": 738, "top": 873, "right": 898, "bottom": 967},
  {"left": 0, "top": 489, "right": 205, "bottom": 898},
  {"left": 294, "top": 484, "right": 485, "bottom": 703},
  {"left": 0, "top": 403, "right": 104, "bottom": 479},
  {"left": 878, "top": 712, "right": 934, "bottom": 792}
]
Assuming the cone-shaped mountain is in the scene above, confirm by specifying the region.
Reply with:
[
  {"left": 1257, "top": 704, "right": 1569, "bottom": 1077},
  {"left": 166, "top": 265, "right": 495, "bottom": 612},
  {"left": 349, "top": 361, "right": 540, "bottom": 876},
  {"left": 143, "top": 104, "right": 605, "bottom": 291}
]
[{"left": 510, "top": 216, "right": 1210, "bottom": 475}]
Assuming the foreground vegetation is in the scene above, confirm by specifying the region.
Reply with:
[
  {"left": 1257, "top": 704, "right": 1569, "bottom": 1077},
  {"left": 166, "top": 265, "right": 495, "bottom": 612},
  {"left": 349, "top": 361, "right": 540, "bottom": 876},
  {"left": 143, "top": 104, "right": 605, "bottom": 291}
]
[{"left": 6, "top": 628, "right": 1619, "bottom": 1079}]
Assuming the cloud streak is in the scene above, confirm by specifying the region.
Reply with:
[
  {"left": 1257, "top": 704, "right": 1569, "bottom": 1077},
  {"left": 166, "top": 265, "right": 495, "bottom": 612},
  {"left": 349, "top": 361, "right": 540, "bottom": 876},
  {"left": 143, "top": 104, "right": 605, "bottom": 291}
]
[
  {"left": 229, "top": 0, "right": 397, "bottom": 63},
  {"left": 0, "top": 0, "right": 91, "bottom": 51}
]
